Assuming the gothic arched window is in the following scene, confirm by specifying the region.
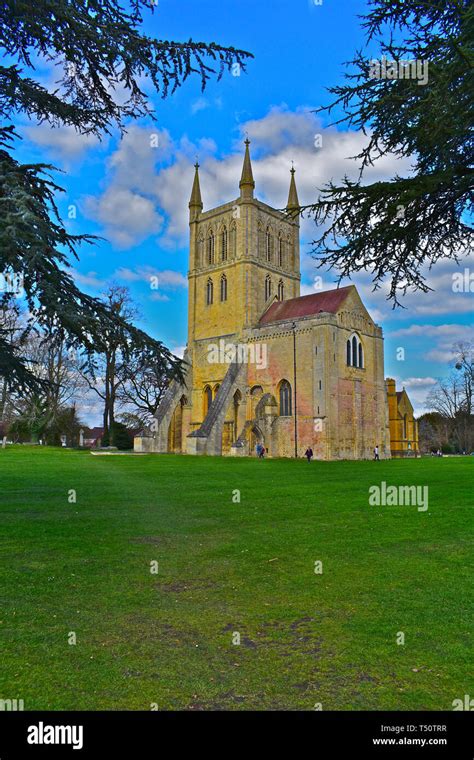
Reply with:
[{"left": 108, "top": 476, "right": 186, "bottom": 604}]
[
  {"left": 279, "top": 380, "right": 292, "bottom": 417},
  {"left": 220, "top": 226, "right": 227, "bottom": 261},
  {"left": 258, "top": 222, "right": 265, "bottom": 258},
  {"left": 220, "top": 274, "right": 227, "bottom": 302},
  {"left": 287, "top": 234, "right": 292, "bottom": 267},
  {"left": 207, "top": 230, "right": 215, "bottom": 265},
  {"left": 278, "top": 279, "right": 284, "bottom": 300},
  {"left": 352, "top": 336, "right": 358, "bottom": 367},
  {"left": 206, "top": 278, "right": 213, "bottom": 305},
  {"left": 230, "top": 223, "right": 237, "bottom": 258},
  {"left": 266, "top": 227, "right": 273, "bottom": 262},
  {"left": 265, "top": 275, "right": 272, "bottom": 301},
  {"left": 347, "top": 334, "right": 364, "bottom": 368},
  {"left": 278, "top": 233, "right": 284, "bottom": 267},
  {"left": 203, "top": 385, "right": 213, "bottom": 416},
  {"left": 198, "top": 234, "right": 204, "bottom": 267}
]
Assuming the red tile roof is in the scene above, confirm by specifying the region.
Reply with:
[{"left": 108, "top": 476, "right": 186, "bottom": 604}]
[{"left": 259, "top": 286, "right": 353, "bottom": 325}]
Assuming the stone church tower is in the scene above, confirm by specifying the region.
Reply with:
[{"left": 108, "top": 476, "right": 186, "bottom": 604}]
[{"left": 135, "top": 141, "right": 392, "bottom": 459}]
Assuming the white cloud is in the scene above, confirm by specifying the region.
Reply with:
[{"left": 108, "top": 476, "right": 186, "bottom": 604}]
[
  {"left": 113, "top": 266, "right": 187, "bottom": 289},
  {"left": 84, "top": 106, "right": 412, "bottom": 252},
  {"left": 23, "top": 123, "right": 102, "bottom": 165},
  {"left": 84, "top": 188, "right": 163, "bottom": 249}
]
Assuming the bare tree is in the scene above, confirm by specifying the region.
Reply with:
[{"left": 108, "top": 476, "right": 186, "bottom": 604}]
[
  {"left": 80, "top": 284, "right": 139, "bottom": 441},
  {"left": 426, "top": 341, "right": 474, "bottom": 452},
  {"left": 117, "top": 349, "right": 177, "bottom": 428}
]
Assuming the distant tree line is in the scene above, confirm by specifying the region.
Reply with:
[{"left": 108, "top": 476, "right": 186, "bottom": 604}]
[
  {"left": 418, "top": 342, "right": 474, "bottom": 454},
  {"left": 0, "top": 285, "right": 174, "bottom": 448}
]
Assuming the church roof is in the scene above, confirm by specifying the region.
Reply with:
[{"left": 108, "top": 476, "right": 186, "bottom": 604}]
[{"left": 259, "top": 285, "right": 353, "bottom": 325}]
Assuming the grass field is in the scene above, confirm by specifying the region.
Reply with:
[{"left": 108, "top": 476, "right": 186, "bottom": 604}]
[{"left": 0, "top": 447, "right": 472, "bottom": 711}]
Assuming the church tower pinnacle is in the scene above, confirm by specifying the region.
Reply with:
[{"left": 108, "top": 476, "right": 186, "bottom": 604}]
[
  {"left": 286, "top": 164, "right": 300, "bottom": 215},
  {"left": 239, "top": 138, "right": 255, "bottom": 200},
  {"left": 189, "top": 161, "right": 203, "bottom": 220}
]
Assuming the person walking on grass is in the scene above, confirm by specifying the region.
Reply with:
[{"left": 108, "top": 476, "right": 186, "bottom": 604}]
[
  {"left": 304, "top": 446, "right": 313, "bottom": 463},
  {"left": 374, "top": 445, "right": 380, "bottom": 461}
]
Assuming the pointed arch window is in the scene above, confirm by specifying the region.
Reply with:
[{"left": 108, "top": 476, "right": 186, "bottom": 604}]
[
  {"left": 220, "top": 226, "right": 228, "bottom": 261},
  {"left": 203, "top": 385, "right": 213, "bottom": 416},
  {"left": 287, "top": 234, "right": 292, "bottom": 268},
  {"left": 198, "top": 234, "right": 204, "bottom": 267},
  {"left": 346, "top": 334, "right": 364, "bottom": 368},
  {"left": 206, "top": 278, "right": 213, "bottom": 305},
  {"left": 220, "top": 274, "right": 227, "bottom": 302},
  {"left": 279, "top": 380, "right": 292, "bottom": 417},
  {"left": 265, "top": 228, "right": 273, "bottom": 262},
  {"left": 278, "top": 279, "right": 284, "bottom": 300},
  {"left": 278, "top": 233, "right": 284, "bottom": 267},
  {"left": 265, "top": 275, "right": 272, "bottom": 301},
  {"left": 207, "top": 230, "right": 215, "bottom": 265},
  {"left": 230, "top": 223, "right": 237, "bottom": 259},
  {"left": 258, "top": 222, "right": 265, "bottom": 258}
]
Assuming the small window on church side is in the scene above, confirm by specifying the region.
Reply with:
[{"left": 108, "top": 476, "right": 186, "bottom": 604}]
[
  {"left": 265, "top": 275, "right": 272, "bottom": 301},
  {"left": 279, "top": 380, "right": 292, "bottom": 416},
  {"left": 278, "top": 279, "right": 284, "bottom": 300},
  {"left": 278, "top": 234, "right": 284, "bottom": 267}
]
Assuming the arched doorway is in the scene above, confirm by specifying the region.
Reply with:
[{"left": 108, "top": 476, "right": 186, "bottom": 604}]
[
  {"left": 249, "top": 424, "right": 264, "bottom": 455},
  {"left": 233, "top": 389, "right": 242, "bottom": 442},
  {"left": 168, "top": 396, "right": 187, "bottom": 453}
]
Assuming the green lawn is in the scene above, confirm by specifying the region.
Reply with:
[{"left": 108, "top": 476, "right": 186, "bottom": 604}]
[{"left": 0, "top": 447, "right": 472, "bottom": 710}]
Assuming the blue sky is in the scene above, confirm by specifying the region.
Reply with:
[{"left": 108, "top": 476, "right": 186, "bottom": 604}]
[{"left": 14, "top": 0, "right": 473, "bottom": 421}]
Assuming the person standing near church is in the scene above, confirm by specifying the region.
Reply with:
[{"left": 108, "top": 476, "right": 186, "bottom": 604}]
[
  {"left": 374, "top": 445, "right": 380, "bottom": 461},
  {"left": 305, "top": 447, "right": 313, "bottom": 463}
]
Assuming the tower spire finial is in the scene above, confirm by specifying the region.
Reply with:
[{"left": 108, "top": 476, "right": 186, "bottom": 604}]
[
  {"left": 286, "top": 162, "right": 299, "bottom": 213},
  {"left": 189, "top": 160, "right": 203, "bottom": 217},
  {"left": 239, "top": 136, "right": 255, "bottom": 199}
]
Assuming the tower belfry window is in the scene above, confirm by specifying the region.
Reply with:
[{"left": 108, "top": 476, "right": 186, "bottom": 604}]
[
  {"left": 221, "top": 227, "right": 227, "bottom": 261},
  {"left": 206, "top": 278, "right": 213, "bottom": 305},
  {"left": 207, "top": 231, "right": 215, "bottom": 265},
  {"left": 220, "top": 274, "right": 227, "bottom": 302},
  {"left": 230, "top": 223, "right": 237, "bottom": 258},
  {"left": 266, "top": 228, "right": 273, "bottom": 262},
  {"left": 278, "top": 234, "right": 284, "bottom": 267}
]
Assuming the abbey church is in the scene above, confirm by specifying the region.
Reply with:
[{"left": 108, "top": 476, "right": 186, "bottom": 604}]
[{"left": 134, "top": 141, "right": 418, "bottom": 459}]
